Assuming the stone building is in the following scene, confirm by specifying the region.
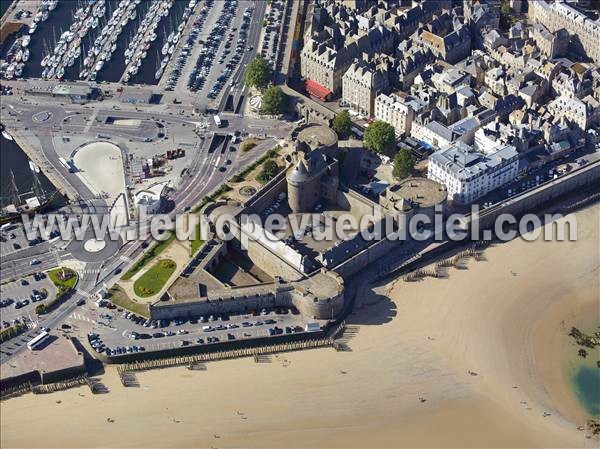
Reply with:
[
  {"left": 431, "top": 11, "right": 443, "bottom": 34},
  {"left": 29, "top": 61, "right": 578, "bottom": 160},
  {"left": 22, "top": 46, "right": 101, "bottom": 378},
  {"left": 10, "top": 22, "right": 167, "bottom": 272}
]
[
  {"left": 374, "top": 92, "right": 416, "bottom": 136},
  {"left": 532, "top": 23, "right": 569, "bottom": 59},
  {"left": 547, "top": 95, "right": 600, "bottom": 131},
  {"left": 529, "top": 0, "right": 600, "bottom": 64},
  {"left": 342, "top": 58, "right": 389, "bottom": 117}
]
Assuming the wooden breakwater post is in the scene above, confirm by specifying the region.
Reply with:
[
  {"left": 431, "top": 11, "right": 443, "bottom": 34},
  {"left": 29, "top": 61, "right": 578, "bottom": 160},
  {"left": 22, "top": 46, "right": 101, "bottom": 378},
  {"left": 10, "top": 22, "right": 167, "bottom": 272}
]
[
  {"left": 31, "top": 375, "right": 89, "bottom": 394},
  {"left": 0, "top": 381, "right": 33, "bottom": 401},
  {"left": 120, "top": 337, "right": 336, "bottom": 373}
]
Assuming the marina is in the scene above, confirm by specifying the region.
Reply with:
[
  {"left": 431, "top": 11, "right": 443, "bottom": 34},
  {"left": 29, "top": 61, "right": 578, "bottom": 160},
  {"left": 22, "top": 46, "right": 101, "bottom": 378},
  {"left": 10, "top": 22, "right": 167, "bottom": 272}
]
[{"left": 1, "top": 0, "right": 193, "bottom": 85}]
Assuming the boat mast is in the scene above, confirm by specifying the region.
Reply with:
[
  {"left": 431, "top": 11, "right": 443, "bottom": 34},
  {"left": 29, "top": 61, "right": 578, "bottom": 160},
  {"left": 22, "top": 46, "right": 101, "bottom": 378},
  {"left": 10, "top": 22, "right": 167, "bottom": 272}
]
[
  {"left": 31, "top": 166, "right": 45, "bottom": 200},
  {"left": 8, "top": 171, "right": 21, "bottom": 206}
]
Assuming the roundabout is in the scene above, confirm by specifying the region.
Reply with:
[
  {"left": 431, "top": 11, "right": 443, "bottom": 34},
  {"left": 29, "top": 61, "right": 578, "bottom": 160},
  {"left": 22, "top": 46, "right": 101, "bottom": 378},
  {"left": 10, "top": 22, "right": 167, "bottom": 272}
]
[
  {"left": 32, "top": 111, "right": 51, "bottom": 123},
  {"left": 83, "top": 239, "right": 107, "bottom": 253}
]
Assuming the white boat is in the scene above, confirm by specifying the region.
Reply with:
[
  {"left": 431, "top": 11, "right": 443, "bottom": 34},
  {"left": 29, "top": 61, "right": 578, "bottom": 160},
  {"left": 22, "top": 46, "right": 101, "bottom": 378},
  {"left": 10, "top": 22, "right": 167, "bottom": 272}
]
[
  {"left": 92, "top": 17, "right": 99, "bottom": 29},
  {"left": 22, "top": 49, "right": 29, "bottom": 62},
  {"left": 15, "top": 63, "right": 24, "bottom": 77},
  {"left": 56, "top": 67, "right": 64, "bottom": 78},
  {"left": 79, "top": 69, "right": 88, "bottom": 79},
  {"left": 29, "top": 23, "right": 37, "bottom": 34},
  {"left": 21, "top": 35, "right": 31, "bottom": 47},
  {"left": 41, "top": 9, "right": 49, "bottom": 21},
  {"left": 155, "top": 66, "right": 164, "bottom": 80},
  {"left": 41, "top": 55, "right": 50, "bottom": 67},
  {"left": 14, "top": 49, "right": 22, "bottom": 63},
  {"left": 34, "top": 11, "right": 43, "bottom": 23},
  {"left": 48, "top": 0, "right": 58, "bottom": 11},
  {"left": 2, "top": 130, "right": 14, "bottom": 141},
  {"left": 161, "top": 42, "right": 169, "bottom": 55}
]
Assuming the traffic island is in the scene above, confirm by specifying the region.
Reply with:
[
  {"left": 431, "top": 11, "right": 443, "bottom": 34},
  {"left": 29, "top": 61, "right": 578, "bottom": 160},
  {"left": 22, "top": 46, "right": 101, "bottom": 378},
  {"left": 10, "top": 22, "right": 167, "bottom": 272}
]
[{"left": 35, "top": 268, "right": 79, "bottom": 315}]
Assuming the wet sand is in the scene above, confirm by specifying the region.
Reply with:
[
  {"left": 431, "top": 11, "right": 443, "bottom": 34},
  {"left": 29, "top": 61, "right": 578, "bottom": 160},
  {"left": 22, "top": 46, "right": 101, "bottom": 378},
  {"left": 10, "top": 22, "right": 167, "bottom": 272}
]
[{"left": 1, "top": 205, "right": 598, "bottom": 448}]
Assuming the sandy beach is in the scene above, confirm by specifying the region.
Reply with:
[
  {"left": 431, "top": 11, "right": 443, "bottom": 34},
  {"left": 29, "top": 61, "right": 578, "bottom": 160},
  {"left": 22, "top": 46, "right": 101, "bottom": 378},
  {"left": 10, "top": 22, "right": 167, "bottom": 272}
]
[{"left": 1, "top": 204, "right": 598, "bottom": 448}]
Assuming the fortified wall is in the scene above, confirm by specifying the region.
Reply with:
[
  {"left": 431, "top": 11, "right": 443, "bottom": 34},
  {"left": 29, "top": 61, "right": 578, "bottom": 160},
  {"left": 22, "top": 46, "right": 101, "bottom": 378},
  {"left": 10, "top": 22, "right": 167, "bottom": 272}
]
[{"left": 151, "top": 270, "right": 344, "bottom": 321}]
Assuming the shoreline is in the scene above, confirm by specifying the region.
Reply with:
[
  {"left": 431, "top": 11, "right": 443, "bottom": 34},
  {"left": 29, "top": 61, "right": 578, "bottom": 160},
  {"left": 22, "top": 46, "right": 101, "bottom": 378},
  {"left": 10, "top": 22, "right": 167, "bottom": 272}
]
[{"left": 1, "top": 204, "right": 598, "bottom": 448}]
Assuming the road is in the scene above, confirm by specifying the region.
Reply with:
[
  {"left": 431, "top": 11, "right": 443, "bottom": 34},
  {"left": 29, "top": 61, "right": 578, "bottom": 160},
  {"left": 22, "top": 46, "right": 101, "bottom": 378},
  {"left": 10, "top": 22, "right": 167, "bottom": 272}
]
[
  {"left": 0, "top": 0, "right": 284, "bottom": 364},
  {"left": 0, "top": 101, "right": 290, "bottom": 365}
]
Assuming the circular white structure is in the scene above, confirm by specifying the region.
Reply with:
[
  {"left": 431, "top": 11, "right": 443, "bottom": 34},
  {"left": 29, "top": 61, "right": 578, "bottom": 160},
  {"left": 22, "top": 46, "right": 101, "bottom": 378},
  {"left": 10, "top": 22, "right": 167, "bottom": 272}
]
[{"left": 84, "top": 239, "right": 107, "bottom": 253}]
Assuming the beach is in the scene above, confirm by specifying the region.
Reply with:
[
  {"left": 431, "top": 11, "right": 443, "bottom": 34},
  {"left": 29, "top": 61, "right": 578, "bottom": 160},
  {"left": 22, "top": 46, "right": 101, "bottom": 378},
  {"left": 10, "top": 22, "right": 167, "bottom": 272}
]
[{"left": 1, "top": 204, "right": 598, "bottom": 448}]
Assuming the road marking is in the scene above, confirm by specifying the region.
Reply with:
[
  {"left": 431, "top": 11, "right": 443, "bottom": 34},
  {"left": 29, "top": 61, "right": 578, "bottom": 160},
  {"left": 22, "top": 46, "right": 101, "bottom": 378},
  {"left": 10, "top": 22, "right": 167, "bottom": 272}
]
[
  {"left": 69, "top": 312, "right": 96, "bottom": 324},
  {"left": 83, "top": 109, "right": 98, "bottom": 133}
]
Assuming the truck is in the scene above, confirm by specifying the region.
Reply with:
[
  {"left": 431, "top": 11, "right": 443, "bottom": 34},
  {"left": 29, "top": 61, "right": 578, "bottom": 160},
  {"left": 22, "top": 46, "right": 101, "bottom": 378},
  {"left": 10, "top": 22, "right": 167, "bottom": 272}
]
[
  {"left": 58, "top": 157, "right": 75, "bottom": 173},
  {"left": 213, "top": 114, "right": 223, "bottom": 128}
]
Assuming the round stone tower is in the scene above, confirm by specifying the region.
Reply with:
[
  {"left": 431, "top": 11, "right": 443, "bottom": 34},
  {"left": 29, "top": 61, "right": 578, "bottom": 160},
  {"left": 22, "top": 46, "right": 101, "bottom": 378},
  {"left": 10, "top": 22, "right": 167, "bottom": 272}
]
[{"left": 287, "top": 157, "right": 310, "bottom": 213}]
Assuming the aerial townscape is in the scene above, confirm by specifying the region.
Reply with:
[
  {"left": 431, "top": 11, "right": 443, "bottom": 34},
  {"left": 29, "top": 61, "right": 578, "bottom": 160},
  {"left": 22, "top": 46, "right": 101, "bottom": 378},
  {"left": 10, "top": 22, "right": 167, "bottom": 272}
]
[{"left": 0, "top": 0, "right": 598, "bottom": 447}]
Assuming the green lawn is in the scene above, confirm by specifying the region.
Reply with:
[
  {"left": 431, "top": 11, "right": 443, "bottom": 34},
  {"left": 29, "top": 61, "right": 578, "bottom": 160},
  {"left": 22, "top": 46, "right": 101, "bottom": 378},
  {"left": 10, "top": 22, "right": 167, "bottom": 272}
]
[
  {"left": 191, "top": 222, "right": 205, "bottom": 254},
  {"left": 108, "top": 285, "right": 150, "bottom": 318},
  {"left": 133, "top": 259, "right": 177, "bottom": 298},
  {"left": 121, "top": 232, "right": 176, "bottom": 281},
  {"left": 48, "top": 268, "right": 78, "bottom": 294},
  {"left": 35, "top": 268, "right": 78, "bottom": 315}
]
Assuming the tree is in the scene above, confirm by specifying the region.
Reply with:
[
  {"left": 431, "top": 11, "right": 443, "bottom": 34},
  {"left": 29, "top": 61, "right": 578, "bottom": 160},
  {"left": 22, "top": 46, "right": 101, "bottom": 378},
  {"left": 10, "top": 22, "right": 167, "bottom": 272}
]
[
  {"left": 332, "top": 110, "right": 352, "bottom": 139},
  {"left": 499, "top": 2, "right": 516, "bottom": 29},
  {"left": 256, "top": 160, "right": 281, "bottom": 184},
  {"left": 392, "top": 148, "right": 415, "bottom": 180},
  {"left": 363, "top": 121, "right": 395, "bottom": 153},
  {"left": 260, "top": 86, "right": 287, "bottom": 115},
  {"left": 244, "top": 56, "right": 272, "bottom": 89}
]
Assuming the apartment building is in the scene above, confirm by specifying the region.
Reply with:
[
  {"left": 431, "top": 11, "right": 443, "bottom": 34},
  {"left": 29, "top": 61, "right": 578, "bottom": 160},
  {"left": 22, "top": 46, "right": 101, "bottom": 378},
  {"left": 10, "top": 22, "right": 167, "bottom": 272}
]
[
  {"left": 342, "top": 59, "right": 389, "bottom": 117},
  {"left": 427, "top": 142, "right": 519, "bottom": 204},
  {"left": 529, "top": 0, "right": 600, "bottom": 64},
  {"left": 374, "top": 92, "right": 416, "bottom": 136}
]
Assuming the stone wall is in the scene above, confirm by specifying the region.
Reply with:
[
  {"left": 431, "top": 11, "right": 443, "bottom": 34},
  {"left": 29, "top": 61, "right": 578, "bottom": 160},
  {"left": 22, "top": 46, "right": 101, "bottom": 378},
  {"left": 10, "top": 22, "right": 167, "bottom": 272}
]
[
  {"left": 469, "top": 159, "right": 600, "bottom": 230},
  {"left": 245, "top": 236, "right": 305, "bottom": 281},
  {"left": 151, "top": 271, "right": 345, "bottom": 321}
]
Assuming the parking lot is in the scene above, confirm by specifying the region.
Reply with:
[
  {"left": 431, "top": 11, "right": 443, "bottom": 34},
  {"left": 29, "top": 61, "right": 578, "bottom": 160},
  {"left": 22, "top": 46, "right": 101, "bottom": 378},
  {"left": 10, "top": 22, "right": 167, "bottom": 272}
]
[
  {"left": 259, "top": 0, "right": 287, "bottom": 69},
  {"left": 0, "top": 271, "right": 55, "bottom": 326},
  {"left": 0, "top": 223, "right": 32, "bottom": 257},
  {"left": 89, "top": 305, "right": 325, "bottom": 358},
  {"left": 186, "top": 1, "right": 255, "bottom": 101}
]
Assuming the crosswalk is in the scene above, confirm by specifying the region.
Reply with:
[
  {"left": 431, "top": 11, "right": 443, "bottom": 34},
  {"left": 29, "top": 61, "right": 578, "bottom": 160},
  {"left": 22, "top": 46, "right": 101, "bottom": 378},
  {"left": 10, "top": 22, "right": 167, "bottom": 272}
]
[
  {"left": 75, "top": 288, "right": 93, "bottom": 298},
  {"left": 68, "top": 312, "right": 96, "bottom": 324},
  {"left": 83, "top": 267, "right": 101, "bottom": 275}
]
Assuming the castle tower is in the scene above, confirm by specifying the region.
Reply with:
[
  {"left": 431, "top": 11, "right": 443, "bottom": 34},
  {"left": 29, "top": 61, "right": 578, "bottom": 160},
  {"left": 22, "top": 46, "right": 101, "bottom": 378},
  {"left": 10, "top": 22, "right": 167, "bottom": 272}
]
[
  {"left": 287, "top": 142, "right": 325, "bottom": 213},
  {"left": 287, "top": 159, "right": 309, "bottom": 213}
]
